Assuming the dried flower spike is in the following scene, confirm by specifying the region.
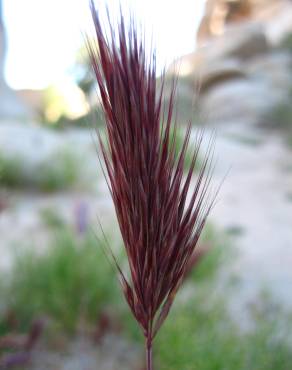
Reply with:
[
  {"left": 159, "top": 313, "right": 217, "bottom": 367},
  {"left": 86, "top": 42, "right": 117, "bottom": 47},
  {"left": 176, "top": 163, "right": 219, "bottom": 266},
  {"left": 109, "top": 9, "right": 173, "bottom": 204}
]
[{"left": 88, "top": 2, "right": 216, "bottom": 369}]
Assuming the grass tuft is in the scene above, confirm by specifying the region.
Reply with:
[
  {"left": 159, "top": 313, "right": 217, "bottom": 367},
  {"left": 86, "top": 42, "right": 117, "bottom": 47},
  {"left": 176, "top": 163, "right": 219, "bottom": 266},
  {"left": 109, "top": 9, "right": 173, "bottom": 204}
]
[
  {"left": 0, "top": 149, "right": 82, "bottom": 192},
  {"left": 155, "top": 293, "right": 292, "bottom": 370},
  {"left": 5, "top": 227, "right": 119, "bottom": 333}
]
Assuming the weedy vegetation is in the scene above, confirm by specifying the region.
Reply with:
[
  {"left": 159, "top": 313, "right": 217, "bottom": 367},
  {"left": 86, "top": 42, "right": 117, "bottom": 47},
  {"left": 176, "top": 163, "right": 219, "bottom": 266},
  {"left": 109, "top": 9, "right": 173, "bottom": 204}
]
[
  {"left": 261, "top": 98, "right": 292, "bottom": 148},
  {"left": 155, "top": 291, "right": 292, "bottom": 370},
  {"left": 4, "top": 225, "right": 119, "bottom": 333},
  {"left": 117, "top": 228, "right": 292, "bottom": 370},
  {"left": 0, "top": 149, "right": 83, "bottom": 192},
  {"left": 0, "top": 220, "right": 291, "bottom": 369}
]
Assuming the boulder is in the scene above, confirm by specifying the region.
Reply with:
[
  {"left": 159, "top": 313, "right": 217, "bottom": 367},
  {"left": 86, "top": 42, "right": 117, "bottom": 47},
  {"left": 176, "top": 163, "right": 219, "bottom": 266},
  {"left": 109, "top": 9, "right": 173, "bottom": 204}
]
[
  {"left": 246, "top": 51, "right": 292, "bottom": 91},
  {"left": 170, "top": 23, "right": 269, "bottom": 79},
  {"left": 197, "top": 0, "right": 253, "bottom": 42},
  {"left": 197, "top": 0, "right": 289, "bottom": 43},
  {"left": 195, "top": 59, "right": 246, "bottom": 94},
  {"left": 160, "top": 75, "right": 197, "bottom": 124},
  {"left": 199, "top": 78, "right": 286, "bottom": 125},
  {"left": 204, "top": 23, "right": 269, "bottom": 61},
  {"left": 264, "top": 2, "right": 292, "bottom": 44}
]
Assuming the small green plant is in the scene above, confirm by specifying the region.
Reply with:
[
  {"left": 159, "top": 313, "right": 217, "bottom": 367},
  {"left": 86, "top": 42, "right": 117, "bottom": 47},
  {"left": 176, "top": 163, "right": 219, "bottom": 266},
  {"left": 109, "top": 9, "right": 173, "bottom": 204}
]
[
  {"left": 261, "top": 88, "right": 292, "bottom": 147},
  {"left": 39, "top": 207, "right": 66, "bottom": 229},
  {"left": 0, "top": 149, "right": 82, "bottom": 192},
  {"left": 155, "top": 292, "right": 292, "bottom": 370},
  {"left": 6, "top": 227, "right": 119, "bottom": 332},
  {"left": 279, "top": 32, "right": 292, "bottom": 53},
  {"left": 0, "top": 153, "right": 24, "bottom": 187},
  {"left": 189, "top": 225, "right": 226, "bottom": 282},
  {"left": 265, "top": 101, "right": 292, "bottom": 130},
  {"left": 36, "top": 149, "right": 80, "bottom": 192}
]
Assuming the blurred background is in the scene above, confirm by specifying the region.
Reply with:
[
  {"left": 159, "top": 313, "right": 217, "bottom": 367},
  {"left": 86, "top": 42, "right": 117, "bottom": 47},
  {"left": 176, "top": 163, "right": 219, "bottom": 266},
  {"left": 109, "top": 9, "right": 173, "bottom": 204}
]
[{"left": 0, "top": 0, "right": 292, "bottom": 369}]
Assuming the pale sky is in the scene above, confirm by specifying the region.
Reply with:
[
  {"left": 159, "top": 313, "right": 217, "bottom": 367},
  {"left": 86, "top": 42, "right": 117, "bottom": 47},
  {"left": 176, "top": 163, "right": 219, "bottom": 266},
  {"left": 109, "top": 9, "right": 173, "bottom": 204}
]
[{"left": 3, "top": 0, "right": 206, "bottom": 89}]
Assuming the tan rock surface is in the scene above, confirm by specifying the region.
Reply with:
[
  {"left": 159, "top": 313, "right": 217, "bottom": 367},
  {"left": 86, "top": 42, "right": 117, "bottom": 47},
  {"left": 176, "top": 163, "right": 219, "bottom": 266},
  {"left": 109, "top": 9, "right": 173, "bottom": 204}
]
[{"left": 197, "top": 0, "right": 292, "bottom": 43}]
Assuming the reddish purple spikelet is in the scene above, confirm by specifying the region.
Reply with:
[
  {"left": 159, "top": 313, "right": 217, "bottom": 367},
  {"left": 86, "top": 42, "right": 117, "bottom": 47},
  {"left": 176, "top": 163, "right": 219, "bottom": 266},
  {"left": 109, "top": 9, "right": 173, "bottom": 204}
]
[{"left": 88, "top": 2, "right": 215, "bottom": 366}]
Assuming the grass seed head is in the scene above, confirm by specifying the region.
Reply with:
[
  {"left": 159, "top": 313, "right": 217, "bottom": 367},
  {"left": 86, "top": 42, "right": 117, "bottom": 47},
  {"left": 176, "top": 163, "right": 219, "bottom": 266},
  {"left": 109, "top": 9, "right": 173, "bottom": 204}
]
[{"left": 89, "top": 0, "right": 215, "bottom": 345}]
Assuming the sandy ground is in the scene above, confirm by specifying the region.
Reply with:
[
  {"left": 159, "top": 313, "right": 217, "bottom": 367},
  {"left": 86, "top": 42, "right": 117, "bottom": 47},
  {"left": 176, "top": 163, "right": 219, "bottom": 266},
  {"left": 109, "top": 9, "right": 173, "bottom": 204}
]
[{"left": 30, "top": 334, "right": 142, "bottom": 370}]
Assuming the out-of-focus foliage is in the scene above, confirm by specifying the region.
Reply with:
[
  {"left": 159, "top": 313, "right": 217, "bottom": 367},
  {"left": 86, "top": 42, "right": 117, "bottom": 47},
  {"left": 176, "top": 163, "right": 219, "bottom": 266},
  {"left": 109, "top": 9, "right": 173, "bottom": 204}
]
[
  {"left": 1, "top": 218, "right": 292, "bottom": 368},
  {"left": 260, "top": 87, "right": 292, "bottom": 147},
  {"left": 189, "top": 224, "right": 226, "bottom": 282},
  {"left": 156, "top": 293, "right": 292, "bottom": 370},
  {"left": 73, "top": 44, "right": 96, "bottom": 98},
  {"left": 121, "top": 225, "right": 292, "bottom": 370},
  {"left": 279, "top": 32, "right": 292, "bottom": 53},
  {"left": 42, "top": 83, "right": 90, "bottom": 126},
  {"left": 40, "top": 43, "right": 96, "bottom": 127},
  {"left": 0, "top": 149, "right": 83, "bottom": 192},
  {"left": 5, "top": 224, "right": 119, "bottom": 333}
]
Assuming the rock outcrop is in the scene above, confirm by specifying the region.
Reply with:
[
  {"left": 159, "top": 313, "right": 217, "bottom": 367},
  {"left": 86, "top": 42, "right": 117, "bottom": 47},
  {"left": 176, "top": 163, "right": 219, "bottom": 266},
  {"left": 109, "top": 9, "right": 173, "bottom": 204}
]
[
  {"left": 197, "top": 0, "right": 292, "bottom": 43},
  {"left": 166, "top": 0, "right": 292, "bottom": 126}
]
